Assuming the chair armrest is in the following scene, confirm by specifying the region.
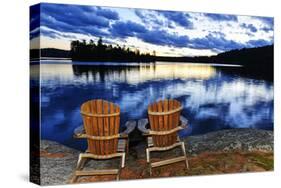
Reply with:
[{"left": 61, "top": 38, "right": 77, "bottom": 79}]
[
  {"left": 120, "top": 120, "right": 136, "bottom": 138},
  {"left": 137, "top": 118, "right": 150, "bottom": 135},
  {"left": 137, "top": 117, "right": 188, "bottom": 136},
  {"left": 73, "top": 125, "right": 85, "bottom": 138}
]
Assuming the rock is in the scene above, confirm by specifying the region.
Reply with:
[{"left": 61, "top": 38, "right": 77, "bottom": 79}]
[
  {"left": 183, "top": 128, "right": 273, "bottom": 155},
  {"left": 39, "top": 140, "right": 80, "bottom": 185}
]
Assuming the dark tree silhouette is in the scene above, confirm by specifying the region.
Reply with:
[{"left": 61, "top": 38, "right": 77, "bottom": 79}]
[{"left": 70, "top": 37, "right": 156, "bottom": 62}]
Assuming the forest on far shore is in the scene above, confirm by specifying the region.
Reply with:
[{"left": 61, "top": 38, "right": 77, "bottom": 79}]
[{"left": 71, "top": 37, "right": 156, "bottom": 62}]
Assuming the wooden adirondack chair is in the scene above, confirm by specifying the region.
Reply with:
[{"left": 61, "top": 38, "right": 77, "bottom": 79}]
[
  {"left": 71, "top": 99, "right": 136, "bottom": 183},
  {"left": 138, "top": 99, "right": 189, "bottom": 175}
]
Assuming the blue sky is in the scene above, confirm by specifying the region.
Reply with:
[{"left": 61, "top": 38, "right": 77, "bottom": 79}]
[{"left": 30, "top": 3, "right": 274, "bottom": 56}]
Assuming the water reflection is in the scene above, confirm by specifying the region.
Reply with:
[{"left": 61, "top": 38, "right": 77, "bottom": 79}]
[
  {"left": 39, "top": 61, "right": 273, "bottom": 150},
  {"left": 71, "top": 62, "right": 217, "bottom": 83}
]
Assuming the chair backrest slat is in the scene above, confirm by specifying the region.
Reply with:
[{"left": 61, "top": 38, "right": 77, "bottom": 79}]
[
  {"left": 109, "top": 102, "right": 115, "bottom": 154},
  {"left": 148, "top": 99, "right": 182, "bottom": 147},
  {"left": 103, "top": 101, "right": 109, "bottom": 155},
  {"left": 81, "top": 99, "right": 120, "bottom": 155},
  {"left": 114, "top": 105, "right": 120, "bottom": 153},
  {"left": 97, "top": 99, "right": 103, "bottom": 155},
  {"left": 163, "top": 99, "right": 169, "bottom": 146}
]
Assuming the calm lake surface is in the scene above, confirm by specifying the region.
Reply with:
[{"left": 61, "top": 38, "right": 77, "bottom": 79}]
[{"left": 34, "top": 61, "right": 273, "bottom": 150}]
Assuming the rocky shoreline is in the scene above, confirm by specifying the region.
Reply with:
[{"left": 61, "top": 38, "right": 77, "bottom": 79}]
[
  {"left": 185, "top": 128, "right": 273, "bottom": 154},
  {"left": 37, "top": 128, "right": 273, "bottom": 185}
]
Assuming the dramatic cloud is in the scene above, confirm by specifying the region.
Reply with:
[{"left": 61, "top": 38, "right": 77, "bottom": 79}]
[
  {"left": 30, "top": 27, "right": 40, "bottom": 40},
  {"left": 30, "top": 3, "right": 274, "bottom": 55},
  {"left": 40, "top": 4, "right": 112, "bottom": 28},
  {"left": 95, "top": 7, "right": 119, "bottom": 20},
  {"left": 247, "top": 39, "right": 271, "bottom": 47},
  {"left": 137, "top": 30, "right": 189, "bottom": 48},
  {"left": 40, "top": 28, "right": 77, "bottom": 39},
  {"left": 110, "top": 20, "right": 189, "bottom": 47},
  {"left": 256, "top": 17, "right": 274, "bottom": 33},
  {"left": 134, "top": 10, "right": 147, "bottom": 20},
  {"left": 30, "top": 4, "right": 40, "bottom": 39},
  {"left": 241, "top": 23, "right": 257, "bottom": 33},
  {"left": 187, "top": 33, "right": 271, "bottom": 52},
  {"left": 134, "top": 10, "right": 164, "bottom": 26},
  {"left": 30, "top": 3, "right": 120, "bottom": 39},
  {"left": 110, "top": 21, "right": 147, "bottom": 38},
  {"left": 261, "top": 27, "right": 272, "bottom": 33},
  {"left": 188, "top": 33, "right": 244, "bottom": 52},
  {"left": 204, "top": 13, "right": 238, "bottom": 22},
  {"left": 161, "top": 11, "right": 193, "bottom": 28},
  {"left": 257, "top": 17, "right": 273, "bottom": 28},
  {"left": 30, "top": 5, "right": 40, "bottom": 30}
]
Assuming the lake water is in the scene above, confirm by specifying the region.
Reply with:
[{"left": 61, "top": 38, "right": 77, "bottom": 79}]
[{"left": 32, "top": 61, "right": 273, "bottom": 150}]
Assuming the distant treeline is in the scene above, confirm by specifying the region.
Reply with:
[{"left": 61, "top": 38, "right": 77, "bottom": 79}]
[
  {"left": 30, "top": 48, "right": 70, "bottom": 59},
  {"left": 214, "top": 45, "right": 273, "bottom": 68},
  {"left": 70, "top": 38, "right": 156, "bottom": 62},
  {"left": 156, "top": 45, "right": 273, "bottom": 68}
]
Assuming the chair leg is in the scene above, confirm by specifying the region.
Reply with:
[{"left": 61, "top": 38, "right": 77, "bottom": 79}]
[
  {"left": 70, "top": 154, "right": 87, "bottom": 183},
  {"left": 146, "top": 148, "right": 150, "bottom": 163},
  {"left": 116, "top": 170, "right": 120, "bottom": 181},
  {"left": 126, "top": 138, "right": 129, "bottom": 154},
  {"left": 116, "top": 152, "right": 125, "bottom": 180},
  {"left": 77, "top": 157, "right": 87, "bottom": 170},
  {"left": 121, "top": 153, "right": 126, "bottom": 168},
  {"left": 180, "top": 142, "right": 189, "bottom": 169},
  {"left": 70, "top": 175, "right": 79, "bottom": 184},
  {"left": 146, "top": 148, "right": 152, "bottom": 175}
]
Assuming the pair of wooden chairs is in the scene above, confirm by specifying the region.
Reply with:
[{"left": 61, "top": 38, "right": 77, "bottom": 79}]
[{"left": 71, "top": 99, "right": 188, "bottom": 183}]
